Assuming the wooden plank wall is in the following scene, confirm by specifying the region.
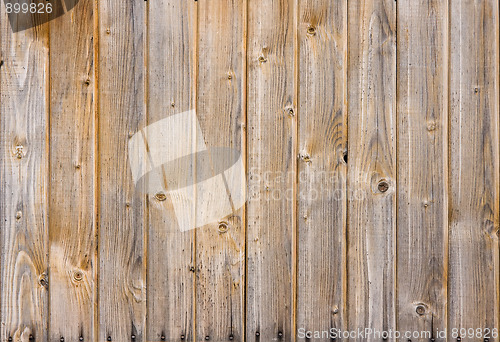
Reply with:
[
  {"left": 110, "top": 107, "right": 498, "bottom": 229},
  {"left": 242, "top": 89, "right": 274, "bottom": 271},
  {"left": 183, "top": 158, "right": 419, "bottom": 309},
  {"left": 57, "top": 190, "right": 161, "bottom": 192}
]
[{"left": 0, "top": 0, "right": 499, "bottom": 341}]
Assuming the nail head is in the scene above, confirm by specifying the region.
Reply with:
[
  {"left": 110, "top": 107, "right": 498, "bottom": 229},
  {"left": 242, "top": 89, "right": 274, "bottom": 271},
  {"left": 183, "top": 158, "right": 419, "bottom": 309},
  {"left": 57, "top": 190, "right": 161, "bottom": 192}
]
[{"left": 378, "top": 181, "right": 389, "bottom": 193}]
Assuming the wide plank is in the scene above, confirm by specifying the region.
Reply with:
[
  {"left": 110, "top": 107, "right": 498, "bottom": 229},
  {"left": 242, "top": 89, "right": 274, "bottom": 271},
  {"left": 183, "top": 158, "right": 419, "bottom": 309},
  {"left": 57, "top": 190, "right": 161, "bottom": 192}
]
[
  {"left": 296, "top": 0, "right": 347, "bottom": 340},
  {"left": 448, "top": 0, "right": 500, "bottom": 340},
  {"left": 0, "top": 7, "right": 49, "bottom": 342},
  {"left": 48, "top": 0, "right": 95, "bottom": 340}
]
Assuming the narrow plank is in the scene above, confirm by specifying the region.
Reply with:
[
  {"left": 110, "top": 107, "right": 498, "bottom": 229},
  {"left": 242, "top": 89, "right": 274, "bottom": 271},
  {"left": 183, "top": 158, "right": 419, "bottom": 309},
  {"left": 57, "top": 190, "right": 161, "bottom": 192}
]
[
  {"left": 48, "top": 0, "right": 95, "bottom": 340},
  {"left": 146, "top": 0, "right": 196, "bottom": 340},
  {"left": 296, "top": 0, "right": 347, "bottom": 340},
  {"left": 396, "top": 0, "right": 449, "bottom": 339},
  {"left": 246, "top": 0, "right": 297, "bottom": 340},
  {"left": 449, "top": 0, "right": 500, "bottom": 339},
  {"left": 97, "top": 0, "right": 147, "bottom": 340},
  {"left": 0, "top": 7, "right": 49, "bottom": 342},
  {"left": 347, "top": 0, "right": 397, "bottom": 338},
  {"left": 195, "top": 0, "right": 246, "bottom": 340}
]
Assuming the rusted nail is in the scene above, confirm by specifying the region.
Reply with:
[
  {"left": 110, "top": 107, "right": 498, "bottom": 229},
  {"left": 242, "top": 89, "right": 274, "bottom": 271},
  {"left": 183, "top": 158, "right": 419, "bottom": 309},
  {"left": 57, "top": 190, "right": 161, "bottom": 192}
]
[
  {"left": 227, "top": 73, "right": 232, "bottom": 80},
  {"left": 84, "top": 79, "right": 90, "bottom": 86},
  {"left": 16, "top": 211, "right": 22, "bottom": 220},
  {"left": 73, "top": 270, "right": 84, "bottom": 282},
  {"left": 171, "top": 102, "right": 175, "bottom": 107},
  {"left": 474, "top": 87, "right": 479, "bottom": 93},
  {"left": 278, "top": 331, "right": 283, "bottom": 339},
  {"left": 106, "top": 28, "right": 111, "bottom": 34},
  {"left": 155, "top": 192, "right": 167, "bottom": 201},
  {"left": 126, "top": 202, "right": 131, "bottom": 208},
  {"left": 307, "top": 26, "right": 316, "bottom": 35},
  {"left": 258, "top": 56, "right": 267, "bottom": 63},
  {"left": 218, "top": 221, "right": 229, "bottom": 233},
  {"left": 416, "top": 305, "right": 425, "bottom": 315},
  {"left": 378, "top": 181, "right": 389, "bottom": 193}
]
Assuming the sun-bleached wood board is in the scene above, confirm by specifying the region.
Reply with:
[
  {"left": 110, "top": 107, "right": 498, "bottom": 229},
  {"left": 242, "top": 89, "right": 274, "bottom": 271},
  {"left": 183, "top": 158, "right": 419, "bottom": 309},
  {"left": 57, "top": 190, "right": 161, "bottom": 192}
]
[
  {"left": 449, "top": 0, "right": 500, "bottom": 339},
  {"left": 97, "top": 0, "right": 147, "bottom": 340},
  {"left": 396, "top": 0, "right": 449, "bottom": 339},
  {"left": 195, "top": 0, "right": 246, "bottom": 340},
  {"left": 246, "top": 0, "right": 297, "bottom": 340},
  {"left": 48, "top": 0, "right": 95, "bottom": 340},
  {"left": 296, "top": 0, "right": 347, "bottom": 340},
  {"left": 0, "top": 7, "right": 49, "bottom": 342},
  {"left": 347, "top": 0, "right": 397, "bottom": 339},
  {"left": 146, "top": 0, "right": 196, "bottom": 340}
]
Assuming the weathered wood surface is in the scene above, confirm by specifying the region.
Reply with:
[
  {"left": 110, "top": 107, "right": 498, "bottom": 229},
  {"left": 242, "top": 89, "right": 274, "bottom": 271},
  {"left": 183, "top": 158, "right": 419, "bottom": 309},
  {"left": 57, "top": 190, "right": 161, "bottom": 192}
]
[
  {"left": 396, "top": 0, "right": 449, "bottom": 339},
  {"left": 0, "top": 5, "right": 49, "bottom": 342},
  {"left": 48, "top": 0, "right": 95, "bottom": 340},
  {"left": 296, "top": 0, "right": 347, "bottom": 339},
  {"left": 0, "top": 0, "right": 499, "bottom": 341},
  {"left": 347, "top": 0, "right": 397, "bottom": 339},
  {"left": 246, "top": 0, "right": 297, "bottom": 340},
  {"left": 146, "top": 0, "right": 196, "bottom": 341},
  {"left": 97, "top": 0, "right": 147, "bottom": 341},
  {"left": 196, "top": 0, "right": 246, "bottom": 341},
  {"left": 449, "top": 0, "right": 500, "bottom": 340}
]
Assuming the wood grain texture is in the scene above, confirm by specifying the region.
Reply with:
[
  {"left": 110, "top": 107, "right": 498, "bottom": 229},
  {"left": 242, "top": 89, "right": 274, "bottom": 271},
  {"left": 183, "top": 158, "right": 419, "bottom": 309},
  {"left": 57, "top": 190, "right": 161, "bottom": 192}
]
[
  {"left": 296, "top": 0, "right": 347, "bottom": 339},
  {"left": 97, "top": 0, "right": 147, "bottom": 340},
  {"left": 195, "top": 0, "right": 246, "bottom": 340},
  {"left": 0, "top": 7, "right": 49, "bottom": 342},
  {"left": 396, "top": 0, "right": 449, "bottom": 339},
  {"left": 449, "top": 0, "right": 500, "bottom": 339},
  {"left": 48, "top": 0, "right": 95, "bottom": 340},
  {"left": 347, "top": 0, "right": 397, "bottom": 338},
  {"left": 246, "top": 0, "right": 297, "bottom": 340},
  {"left": 146, "top": 0, "right": 196, "bottom": 340}
]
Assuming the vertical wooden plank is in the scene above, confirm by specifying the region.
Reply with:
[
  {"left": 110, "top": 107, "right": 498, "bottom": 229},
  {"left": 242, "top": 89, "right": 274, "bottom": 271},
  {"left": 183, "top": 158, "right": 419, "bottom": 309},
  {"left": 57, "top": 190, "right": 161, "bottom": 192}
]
[
  {"left": 0, "top": 7, "right": 49, "bottom": 342},
  {"left": 195, "top": 0, "right": 246, "bottom": 340},
  {"left": 396, "top": 0, "right": 448, "bottom": 339},
  {"left": 449, "top": 0, "right": 500, "bottom": 339},
  {"left": 146, "top": 0, "right": 196, "bottom": 340},
  {"left": 97, "top": 0, "right": 146, "bottom": 340},
  {"left": 347, "top": 0, "right": 397, "bottom": 339},
  {"left": 48, "top": 0, "right": 95, "bottom": 340},
  {"left": 246, "top": 0, "right": 297, "bottom": 340},
  {"left": 296, "top": 0, "right": 347, "bottom": 339}
]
